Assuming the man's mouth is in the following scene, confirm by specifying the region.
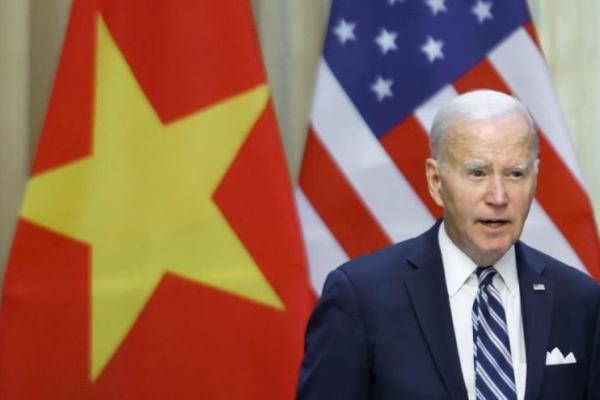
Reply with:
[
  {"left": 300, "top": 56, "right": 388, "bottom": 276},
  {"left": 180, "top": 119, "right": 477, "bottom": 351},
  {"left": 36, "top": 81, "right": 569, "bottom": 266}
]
[{"left": 479, "top": 219, "right": 510, "bottom": 228}]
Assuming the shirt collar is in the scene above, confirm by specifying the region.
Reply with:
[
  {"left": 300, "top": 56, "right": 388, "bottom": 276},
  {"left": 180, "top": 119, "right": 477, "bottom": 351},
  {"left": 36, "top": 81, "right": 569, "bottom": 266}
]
[
  {"left": 493, "top": 244, "right": 519, "bottom": 298},
  {"left": 438, "top": 222, "right": 519, "bottom": 298}
]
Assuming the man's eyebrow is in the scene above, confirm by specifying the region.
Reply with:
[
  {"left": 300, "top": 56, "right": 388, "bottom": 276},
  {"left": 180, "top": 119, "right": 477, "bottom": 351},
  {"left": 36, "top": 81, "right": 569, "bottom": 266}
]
[
  {"left": 463, "top": 160, "right": 485, "bottom": 169},
  {"left": 509, "top": 161, "right": 530, "bottom": 171},
  {"left": 461, "top": 160, "right": 532, "bottom": 170}
]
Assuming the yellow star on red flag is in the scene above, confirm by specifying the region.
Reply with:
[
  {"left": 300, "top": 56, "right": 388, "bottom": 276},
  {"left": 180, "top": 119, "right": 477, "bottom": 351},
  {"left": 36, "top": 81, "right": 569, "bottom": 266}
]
[{"left": 21, "top": 16, "right": 283, "bottom": 380}]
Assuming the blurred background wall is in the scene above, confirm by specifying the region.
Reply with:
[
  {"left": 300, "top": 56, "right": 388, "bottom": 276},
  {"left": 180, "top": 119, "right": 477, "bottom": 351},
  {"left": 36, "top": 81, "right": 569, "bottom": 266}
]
[{"left": 1, "top": 0, "right": 599, "bottom": 281}]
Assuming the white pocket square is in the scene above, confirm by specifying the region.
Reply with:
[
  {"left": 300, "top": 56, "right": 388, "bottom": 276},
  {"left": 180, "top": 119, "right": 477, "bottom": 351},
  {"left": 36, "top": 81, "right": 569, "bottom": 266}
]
[{"left": 545, "top": 347, "right": 577, "bottom": 365}]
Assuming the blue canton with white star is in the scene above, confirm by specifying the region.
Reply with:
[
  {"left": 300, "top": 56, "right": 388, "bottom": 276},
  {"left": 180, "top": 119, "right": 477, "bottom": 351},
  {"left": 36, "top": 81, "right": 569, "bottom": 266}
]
[{"left": 324, "top": 0, "right": 531, "bottom": 137}]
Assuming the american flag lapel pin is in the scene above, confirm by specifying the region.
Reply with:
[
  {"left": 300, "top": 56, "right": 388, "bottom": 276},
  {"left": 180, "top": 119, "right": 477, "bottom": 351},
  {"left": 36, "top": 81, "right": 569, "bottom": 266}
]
[{"left": 533, "top": 283, "right": 546, "bottom": 291}]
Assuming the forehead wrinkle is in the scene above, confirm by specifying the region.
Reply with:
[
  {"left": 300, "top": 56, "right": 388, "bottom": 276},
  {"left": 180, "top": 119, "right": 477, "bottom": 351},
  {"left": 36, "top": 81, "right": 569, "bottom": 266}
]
[
  {"left": 437, "top": 128, "right": 470, "bottom": 163},
  {"left": 444, "top": 128, "right": 532, "bottom": 160}
]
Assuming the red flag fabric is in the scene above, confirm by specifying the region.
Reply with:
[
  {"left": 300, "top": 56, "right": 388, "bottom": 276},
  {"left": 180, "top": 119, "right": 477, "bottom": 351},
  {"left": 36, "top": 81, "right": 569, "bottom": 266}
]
[
  {"left": 297, "top": 0, "right": 600, "bottom": 295},
  {"left": 0, "top": 0, "right": 314, "bottom": 398}
]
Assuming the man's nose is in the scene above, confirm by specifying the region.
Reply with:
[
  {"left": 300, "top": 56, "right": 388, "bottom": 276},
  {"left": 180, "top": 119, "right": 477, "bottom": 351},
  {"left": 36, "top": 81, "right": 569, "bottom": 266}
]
[{"left": 485, "top": 175, "right": 508, "bottom": 206}]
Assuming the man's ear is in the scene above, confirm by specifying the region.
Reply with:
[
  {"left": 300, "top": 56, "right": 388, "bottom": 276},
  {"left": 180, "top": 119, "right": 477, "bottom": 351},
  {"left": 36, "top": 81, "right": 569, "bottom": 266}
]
[{"left": 425, "top": 158, "right": 444, "bottom": 207}]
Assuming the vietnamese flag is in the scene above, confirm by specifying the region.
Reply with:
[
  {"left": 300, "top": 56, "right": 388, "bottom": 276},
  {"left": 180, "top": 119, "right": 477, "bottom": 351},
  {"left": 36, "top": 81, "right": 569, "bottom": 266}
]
[{"left": 0, "top": 0, "right": 314, "bottom": 398}]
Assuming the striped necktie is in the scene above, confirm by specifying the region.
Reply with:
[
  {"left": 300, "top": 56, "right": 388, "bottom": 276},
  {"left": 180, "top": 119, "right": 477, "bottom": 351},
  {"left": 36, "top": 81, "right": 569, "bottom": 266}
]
[{"left": 472, "top": 266, "right": 517, "bottom": 400}]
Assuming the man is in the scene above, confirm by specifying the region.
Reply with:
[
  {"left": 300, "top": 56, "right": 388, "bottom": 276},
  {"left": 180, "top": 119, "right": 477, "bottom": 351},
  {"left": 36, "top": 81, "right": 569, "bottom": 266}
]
[{"left": 296, "top": 90, "right": 600, "bottom": 399}]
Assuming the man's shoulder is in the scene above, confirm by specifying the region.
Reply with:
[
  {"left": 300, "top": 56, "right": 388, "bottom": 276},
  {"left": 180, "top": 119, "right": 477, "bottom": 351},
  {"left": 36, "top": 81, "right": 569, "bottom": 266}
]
[
  {"left": 517, "top": 241, "right": 600, "bottom": 295},
  {"left": 335, "top": 226, "right": 437, "bottom": 285}
]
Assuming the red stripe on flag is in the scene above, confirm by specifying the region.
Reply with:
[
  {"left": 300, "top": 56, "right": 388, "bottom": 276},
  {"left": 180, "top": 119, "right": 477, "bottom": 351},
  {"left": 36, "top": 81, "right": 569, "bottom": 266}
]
[
  {"left": 380, "top": 118, "right": 442, "bottom": 218},
  {"left": 299, "top": 128, "right": 392, "bottom": 258},
  {"left": 454, "top": 58, "right": 600, "bottom": 279},
  {"left": 454, "top": 57, "right": 506, "bottom": 93},
  {"left": 535, "top": 133, "right": 600, "bottom": 278},
  {"left": 524, "top": 21, "right": 541, "bottom": 48}
]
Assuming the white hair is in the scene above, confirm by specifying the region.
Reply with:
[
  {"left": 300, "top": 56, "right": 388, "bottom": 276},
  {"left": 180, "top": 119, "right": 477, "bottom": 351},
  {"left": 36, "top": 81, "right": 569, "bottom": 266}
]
[{"left": 429, "top": 89, "right": 538, "bottom": 160}]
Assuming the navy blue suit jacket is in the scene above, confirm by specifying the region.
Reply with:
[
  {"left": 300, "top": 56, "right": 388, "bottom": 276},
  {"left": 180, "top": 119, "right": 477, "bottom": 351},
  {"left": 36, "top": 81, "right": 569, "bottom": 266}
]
[{"left": 297, "top": 223, "right": 600, "bottom": 399}]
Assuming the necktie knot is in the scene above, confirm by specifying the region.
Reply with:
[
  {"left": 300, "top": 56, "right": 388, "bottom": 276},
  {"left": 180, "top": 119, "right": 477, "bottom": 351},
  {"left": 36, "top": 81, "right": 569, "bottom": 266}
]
[{"left": 476, "top": 265, "right": 496, "bottom": 288}]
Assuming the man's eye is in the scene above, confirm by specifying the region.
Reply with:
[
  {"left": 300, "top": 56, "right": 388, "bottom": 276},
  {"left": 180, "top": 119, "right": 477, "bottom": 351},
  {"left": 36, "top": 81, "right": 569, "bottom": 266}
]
[
  {"left": 469, "top": 170, "right": 484, "bottom": 177},
  {"left": 510, "top": 170, "right": 525, "bottom": 178}
]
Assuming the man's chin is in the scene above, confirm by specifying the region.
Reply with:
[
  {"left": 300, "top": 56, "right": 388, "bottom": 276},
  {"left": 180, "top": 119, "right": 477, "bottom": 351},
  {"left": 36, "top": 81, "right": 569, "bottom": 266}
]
[{"left": 471, "top": 242, "right": 513, "bottom": 266}]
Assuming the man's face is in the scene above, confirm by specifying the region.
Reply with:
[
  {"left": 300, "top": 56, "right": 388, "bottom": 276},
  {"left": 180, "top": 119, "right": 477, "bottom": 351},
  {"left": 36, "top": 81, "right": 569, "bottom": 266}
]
[{"left": 426, "top": 112, "right": 538, "bottom": 266}]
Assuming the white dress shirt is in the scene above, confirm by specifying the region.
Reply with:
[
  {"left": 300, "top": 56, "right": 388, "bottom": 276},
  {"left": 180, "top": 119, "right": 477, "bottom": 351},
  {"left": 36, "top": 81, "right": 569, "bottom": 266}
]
[{"left": 438, "top": 222, "right": 527, "bottom": 400}]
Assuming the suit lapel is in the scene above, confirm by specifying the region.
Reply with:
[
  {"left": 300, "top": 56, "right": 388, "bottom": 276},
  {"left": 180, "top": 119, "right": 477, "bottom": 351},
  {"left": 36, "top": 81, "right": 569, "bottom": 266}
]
[
  {"left": 404, "top": 224, "right": 469, "bottom": 400},
  {"left": 516, "top": 243, "right": 554, "bottom": 400}
]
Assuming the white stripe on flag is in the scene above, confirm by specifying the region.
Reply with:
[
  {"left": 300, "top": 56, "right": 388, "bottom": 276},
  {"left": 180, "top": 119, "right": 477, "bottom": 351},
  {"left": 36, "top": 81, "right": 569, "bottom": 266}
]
[
  {"left": 414, "top": 85, "right": 458, "bottom": 133},
  {"left": 489, "top": 28, "right": 585, "bottom": 186},
  {"left": 522, "top": 201, "right": 585, "bottom": 272},
  {"left": 295, "top": 188, "right": 348, "bottom": 294},
  {"left": 310, "top": 59, "right": 434, "bottom": 242}
]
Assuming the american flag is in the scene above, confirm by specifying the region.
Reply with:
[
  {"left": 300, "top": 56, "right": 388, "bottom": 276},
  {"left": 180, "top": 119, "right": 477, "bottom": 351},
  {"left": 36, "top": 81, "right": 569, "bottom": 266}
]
[{"left": 297, "top": 0, "right": 600, "bottom": 294}]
